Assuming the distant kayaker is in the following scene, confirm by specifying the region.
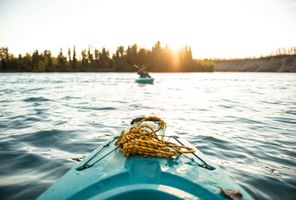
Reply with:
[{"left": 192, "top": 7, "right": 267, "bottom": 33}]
[{"left": 137, "top": 65, "right": 151, "bottom": 78}]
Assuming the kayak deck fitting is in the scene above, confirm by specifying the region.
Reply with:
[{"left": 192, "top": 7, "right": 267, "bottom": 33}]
[{"left": 38, "top": 117, "right": 254, "bottom": 200}]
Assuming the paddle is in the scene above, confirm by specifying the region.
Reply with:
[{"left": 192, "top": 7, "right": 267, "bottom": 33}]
[
  {"left": 126, "top": 59, "right": 140, "bottom": 70},
  {"left": 133, "top": 64, "right": 139, "bottom": 69}
]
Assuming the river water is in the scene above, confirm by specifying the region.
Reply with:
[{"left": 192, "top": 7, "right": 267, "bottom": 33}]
[{"left": 0, "top": 73, "right": 295, "bottom": 200}]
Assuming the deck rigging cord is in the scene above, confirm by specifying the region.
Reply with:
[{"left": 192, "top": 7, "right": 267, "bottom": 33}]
[
  {"left": 77, "top": 116, "right": 215, "bottom": 171},
  {"left": 115, "top": 116, "right": 195, "bottom": 158}
]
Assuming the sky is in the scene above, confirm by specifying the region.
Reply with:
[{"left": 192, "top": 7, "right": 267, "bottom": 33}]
[{"left": 0, "top": 0, "right": 296, "bottom": 58}]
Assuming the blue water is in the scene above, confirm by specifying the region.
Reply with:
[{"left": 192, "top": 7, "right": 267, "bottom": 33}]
[{"left": 0, "top": 73, "right": 295, "bottom": 200}]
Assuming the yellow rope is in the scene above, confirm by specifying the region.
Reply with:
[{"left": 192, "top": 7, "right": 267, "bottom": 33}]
[{"left": 115, "top": 116, "right": 195, "bottom": 158}]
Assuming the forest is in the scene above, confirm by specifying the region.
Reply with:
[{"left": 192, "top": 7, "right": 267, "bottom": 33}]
[{"left": 0, "top": 41, "right": 214, "bottom": 72}]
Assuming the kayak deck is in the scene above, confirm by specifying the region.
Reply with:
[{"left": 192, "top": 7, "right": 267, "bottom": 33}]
[{"left": 38, "top": 136, "right": 254, "bottom": 200}]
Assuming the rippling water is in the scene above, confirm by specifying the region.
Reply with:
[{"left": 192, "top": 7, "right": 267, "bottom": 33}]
[{"left": 0, "top": 73, "right": 295, "bottom": 200}]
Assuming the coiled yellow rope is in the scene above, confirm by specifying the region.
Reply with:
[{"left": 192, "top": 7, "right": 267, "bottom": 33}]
[{"left": 115, "top": 116, "right": 195, "bottom": 158}]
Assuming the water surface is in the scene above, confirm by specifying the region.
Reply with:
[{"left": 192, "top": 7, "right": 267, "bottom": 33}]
[{"left": 0, "top": 73, "right": 295, "bottom": 200}]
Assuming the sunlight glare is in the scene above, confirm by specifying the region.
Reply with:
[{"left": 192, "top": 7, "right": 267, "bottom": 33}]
[{"left": 0, "top": 0, "right": 295, "bottom": 58}]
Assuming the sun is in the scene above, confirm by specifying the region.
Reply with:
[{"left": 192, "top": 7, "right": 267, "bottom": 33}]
[{"left": 169, "top": 44, "right": 183, "bottom": 54}]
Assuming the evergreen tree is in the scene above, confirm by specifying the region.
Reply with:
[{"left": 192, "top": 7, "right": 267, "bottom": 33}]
[
  {"left": 57, "top": 48, "right": 67, "bottom": 68},
  {"left": 0, "top": 47, "right": 9, "bottom": 69},
  {"left": 68, "top": 48, "right": 71, "bottom": 63},
  {"left": 32, "top": 50, "right": 40, "bottom": 71},
  {"left": 94, "top": 49, "right": 100, "bottom": 63},
  {"left": 88, "top": 46, "right": 94, "bottom": 64},
  {"left": 81, "top": 49, "right": 88, "bottom": 66},
  {"left": 98, "top": 47, "right": 110, "bottom": 68},
  {"left": 72, "top": 46, "right": 77, "bottom": 67},
  {"left": 117, "top": 46, "right": 124, "bottom": 58},
  {"left": 44, "top": 50, "right": 53, "bottom": 71}
]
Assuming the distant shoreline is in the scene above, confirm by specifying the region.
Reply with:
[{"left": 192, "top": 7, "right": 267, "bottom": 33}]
[
  {"left": 1, "top": 51, "right": 295, "bottom": 73},
  {"left": 0, "top": 42, "right": 214, "bottom": 73},
  {"left": 212, "top": 55, "right": 296, "bottom": 72}
]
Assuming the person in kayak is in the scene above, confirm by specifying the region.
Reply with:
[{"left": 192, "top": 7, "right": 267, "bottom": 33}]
[{"left": 137, "top": 65, "right": 151, "bottom": 78}]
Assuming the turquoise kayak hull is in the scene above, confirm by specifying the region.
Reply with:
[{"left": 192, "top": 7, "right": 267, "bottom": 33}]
[
  {"left": 135, "top": 77, "right": 154, "bottom": 84},
  {"left": 38, "top": 136, "right": 254, "bottom": 200}
]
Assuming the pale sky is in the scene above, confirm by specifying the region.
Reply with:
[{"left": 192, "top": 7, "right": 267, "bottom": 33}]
[{"left": 0, "top": 0, "right": 296, "bottom": 58}]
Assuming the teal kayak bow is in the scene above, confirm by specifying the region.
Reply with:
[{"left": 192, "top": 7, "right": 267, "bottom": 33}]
[{"left": 38, "top": 135, "right": 254, "bottom": 200}]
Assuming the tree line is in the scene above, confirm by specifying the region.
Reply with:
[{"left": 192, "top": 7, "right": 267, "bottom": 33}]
[
  {"left": 0, "top": 41, "right": 214, "bottom": 72},
  {"left": 269, "top": 46, "right": 296, "bottom": 57}
]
